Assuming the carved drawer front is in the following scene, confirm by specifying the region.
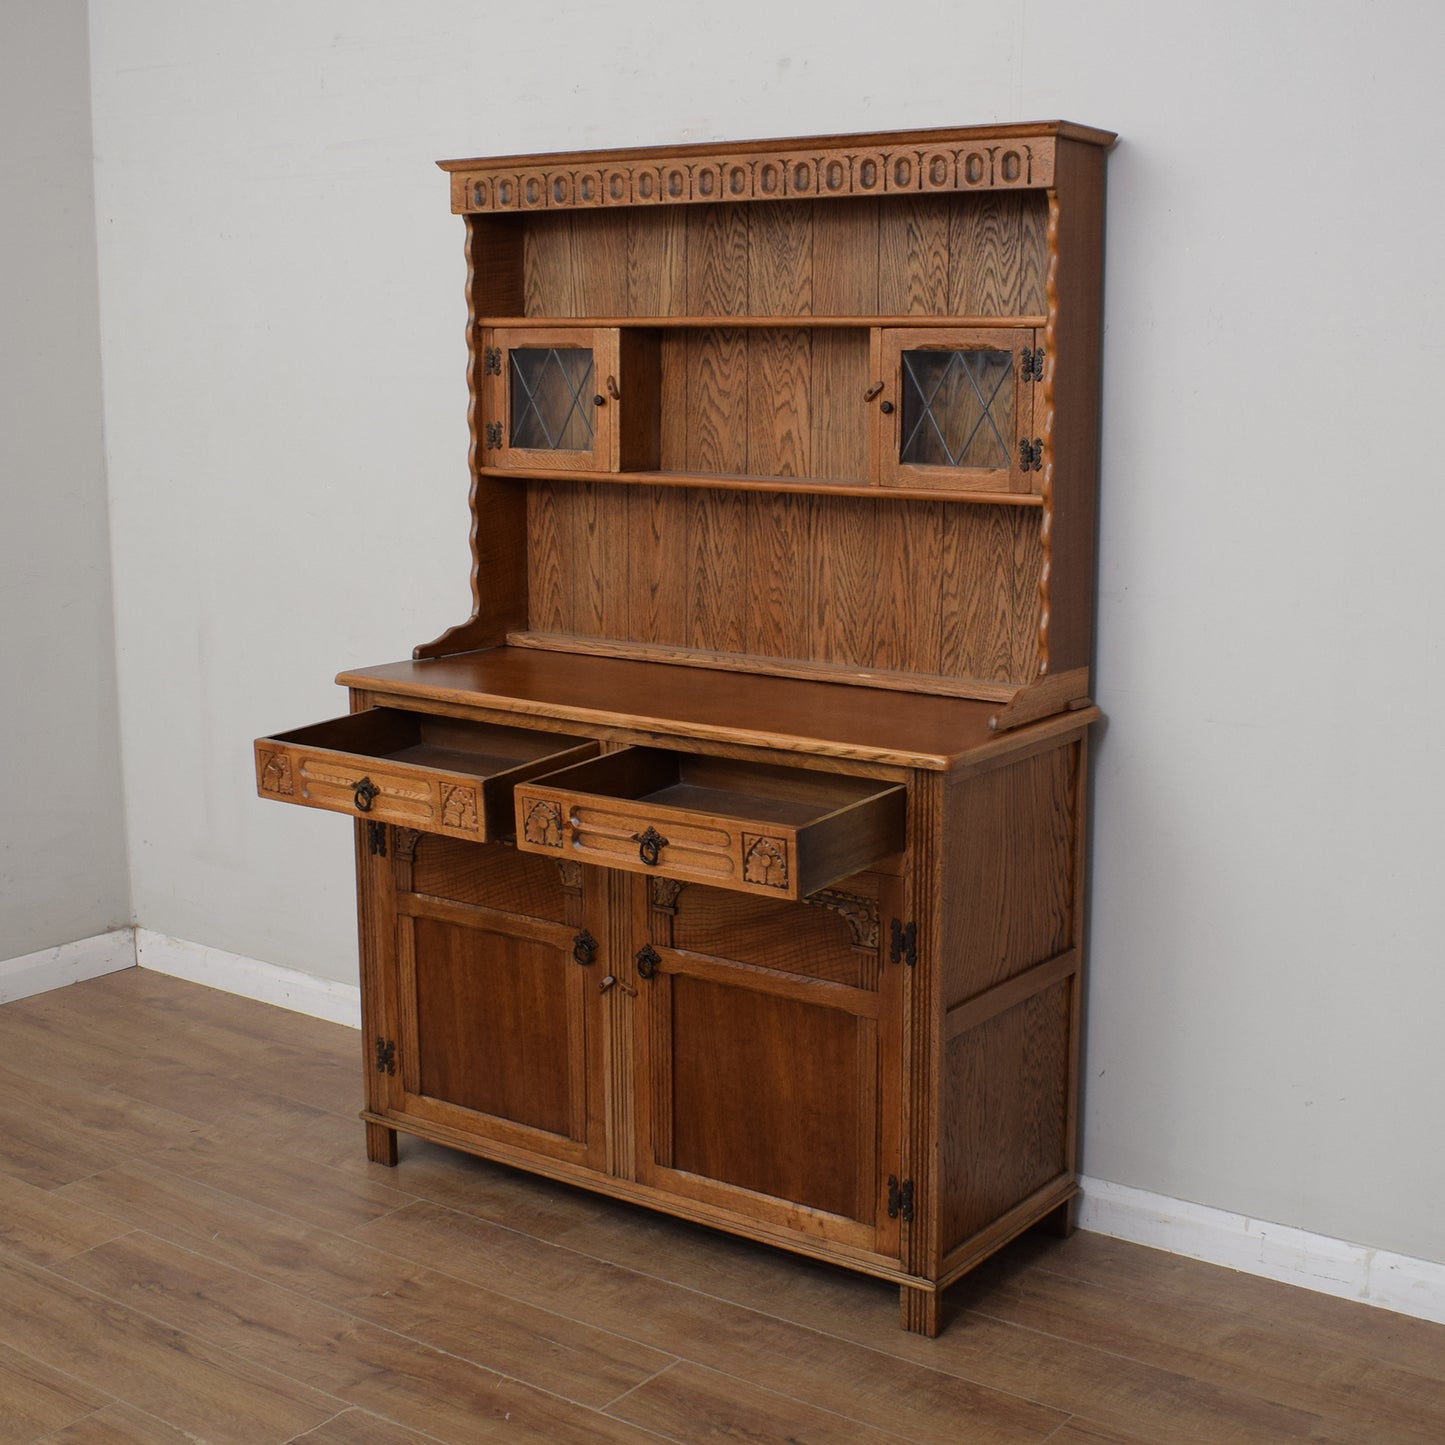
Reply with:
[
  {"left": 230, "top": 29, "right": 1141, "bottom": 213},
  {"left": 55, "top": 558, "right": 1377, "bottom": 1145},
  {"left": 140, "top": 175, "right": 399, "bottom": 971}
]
[
  {"left": 513, "top": 747, "right": 904, "bottom": 901},
  {"left": 255, "top": 709, "right": 597, "bottom": 842}
]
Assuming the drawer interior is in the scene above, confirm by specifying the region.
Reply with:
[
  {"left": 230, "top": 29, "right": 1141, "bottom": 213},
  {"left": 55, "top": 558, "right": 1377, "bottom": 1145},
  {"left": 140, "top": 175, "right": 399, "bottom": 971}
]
[
  {"left": 270, "top": 710, "right": 594, "bottom": 779},
  {"left": 532, "top": 748, "right": 894, "bottom": 827}
]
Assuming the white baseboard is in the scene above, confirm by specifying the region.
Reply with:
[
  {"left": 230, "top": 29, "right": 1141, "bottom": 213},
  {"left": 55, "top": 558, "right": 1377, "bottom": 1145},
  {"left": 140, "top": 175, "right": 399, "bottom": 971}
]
[
  {"left": 1078, "top": 1174, "right": 1445, "bottom": 1327},
  {"left": 134, "top": 928, "right": 361, "bottom": 1029},
  {"left": 0, "top": 928, "right": 136, "bottom": 1004}
]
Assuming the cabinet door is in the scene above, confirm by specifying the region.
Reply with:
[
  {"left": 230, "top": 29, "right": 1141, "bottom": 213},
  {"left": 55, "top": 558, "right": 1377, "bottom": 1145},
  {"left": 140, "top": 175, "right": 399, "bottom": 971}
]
[
  {"left": 382, "top": 835, "right": 606, "bottom": 1171},
  {"left": 631, "top": 873, "right": 905, "bottom": 1262},
  {"left": 875, "top": 327, "right": 1041, "bottom": 494},
  {"left": 480, "top": 325, "right": 613, "bottom": 472}
]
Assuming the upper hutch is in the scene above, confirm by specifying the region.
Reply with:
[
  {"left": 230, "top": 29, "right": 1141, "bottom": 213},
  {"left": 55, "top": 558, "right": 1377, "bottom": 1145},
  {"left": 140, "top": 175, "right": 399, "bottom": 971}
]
[{"left": 256, "top": 121, "right": 1112, "bottom": 1335}]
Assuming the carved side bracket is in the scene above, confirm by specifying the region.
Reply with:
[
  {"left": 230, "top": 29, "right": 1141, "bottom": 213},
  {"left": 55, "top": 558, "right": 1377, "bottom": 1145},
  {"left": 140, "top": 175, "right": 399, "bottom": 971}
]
[
  {"left": 649, "top": 877, "right": 687, "bottom": 912},
  {"left": 805, "top": 889, "right": 881, "bottom": 952}
]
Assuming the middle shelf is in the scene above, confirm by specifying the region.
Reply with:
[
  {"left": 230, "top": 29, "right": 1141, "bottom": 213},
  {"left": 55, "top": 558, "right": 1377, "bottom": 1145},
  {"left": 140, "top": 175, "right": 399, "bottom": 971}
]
[{"left": 477, "top": 319, "right": 1048, "bottom": 499}]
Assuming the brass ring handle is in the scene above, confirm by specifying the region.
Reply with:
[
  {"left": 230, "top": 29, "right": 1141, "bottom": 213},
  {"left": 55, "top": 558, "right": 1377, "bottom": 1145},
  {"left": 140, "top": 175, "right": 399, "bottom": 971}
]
[
  {"left": 634, "top": 826, "right": 668, "bottom": 866},
  {"left": 353, "top": 778, "right": 380, "bottom": 813},
  {"left": 635, "top": 944, "right": 661, "bottom": 981},
  {"left": 572, "top": 930, "right": 598, "bottom": 967}
]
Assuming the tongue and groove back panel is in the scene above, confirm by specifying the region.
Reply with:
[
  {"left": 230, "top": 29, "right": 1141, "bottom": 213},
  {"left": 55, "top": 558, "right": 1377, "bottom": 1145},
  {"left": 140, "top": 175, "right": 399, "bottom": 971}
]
[{"left": 466, "top": 188, "right": 1057, "bottom": 697}]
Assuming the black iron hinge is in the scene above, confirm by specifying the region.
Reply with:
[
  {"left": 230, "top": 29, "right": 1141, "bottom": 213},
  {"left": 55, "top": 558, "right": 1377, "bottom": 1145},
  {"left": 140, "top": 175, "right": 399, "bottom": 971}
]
[
  {"left": 1021, "top": 346, "right": 1045, "bottom": 382},
  {"left": 366, "top": 820, "right": 388, "bottom": 857},
  {"left": 485, "top": 421, "right": 503, "bottom": 450},
  {"left": 1019, "top": 437, "right": 1043, "bottom": 471},
  {"left": 375, "top": 1038, "right": 396, "bottom": 1076},
  {"left": 483, "top": 346, "right": 502, "bottom": 375},
  {"left": 887, "top": 1175, "right": 915, "bottom": 1223},
  {"left": 889, "top": 918, "right": 917, "bottom": 967}
]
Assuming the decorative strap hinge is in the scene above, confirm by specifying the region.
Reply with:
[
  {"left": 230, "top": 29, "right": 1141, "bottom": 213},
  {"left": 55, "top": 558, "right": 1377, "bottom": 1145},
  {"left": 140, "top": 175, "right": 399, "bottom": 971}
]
[
  {"left": 1019, "top": 437, "right": 1043, "bottom": 471},
  {"left": 375, "top": 1038, "right": 396, "bottom": 1076},
  {"left": 889, "top": 918, "right": 917, "bottom": 967},
  {"left": 887, "top": 1175, "right": 915, "bottom": 1223},
  {"left": 366, "top": 820, "right": 388, "bottom": 857},
  {"left": 483, "top": 346, "right": 502, "bottom": 375},
  {"left": 484, "top": 421, "right": 503, "bottom": 450},
  {"left": 1021, "top": 346, "right": 1045, "bottom": 382}
]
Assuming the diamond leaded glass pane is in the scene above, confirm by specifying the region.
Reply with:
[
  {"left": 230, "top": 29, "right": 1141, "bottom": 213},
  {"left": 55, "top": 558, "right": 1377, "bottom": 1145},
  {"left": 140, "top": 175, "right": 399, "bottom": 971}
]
[
  {"left": 899, "top": 348, "right": 1013, "bottom": 470},
  {"left": 509, "top": 347, "right": 595, "bottom": 451}
]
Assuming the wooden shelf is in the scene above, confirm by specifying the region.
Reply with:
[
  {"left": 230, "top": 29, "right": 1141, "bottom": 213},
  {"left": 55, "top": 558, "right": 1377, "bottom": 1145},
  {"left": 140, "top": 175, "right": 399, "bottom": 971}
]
[
  {"left": 336, "top": 647, "right": 1099, "bottom": 771},
  {"left": 477, "top": 314, "right": 1047, "bottom": 330},
  {"left": 477, "top": 466, "right": 1044, "bottom": 507}
]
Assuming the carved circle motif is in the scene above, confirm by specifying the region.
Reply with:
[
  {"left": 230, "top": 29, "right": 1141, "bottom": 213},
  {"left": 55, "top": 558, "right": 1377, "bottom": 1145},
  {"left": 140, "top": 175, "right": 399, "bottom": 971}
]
[
  {"left": 440, "top": 784, "right": 479, "bottom": 832},
  {"left": 823, "top": 158, "right": 847, "bottom": 192},
  {"left": 742, "top": 834, "right": 789, "bottom": 890},
  {"left": 523, "top": 800, "right": 563, "bottom": 848},
  {"left": 260, "top": 752, "right": 294, "bottom": 797}
]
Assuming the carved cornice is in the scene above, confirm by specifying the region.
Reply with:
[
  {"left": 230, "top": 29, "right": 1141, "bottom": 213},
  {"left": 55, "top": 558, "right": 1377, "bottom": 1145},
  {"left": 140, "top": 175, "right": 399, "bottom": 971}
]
[{"left": 448, "top": 138, "right": 1055, "bottom": 215}]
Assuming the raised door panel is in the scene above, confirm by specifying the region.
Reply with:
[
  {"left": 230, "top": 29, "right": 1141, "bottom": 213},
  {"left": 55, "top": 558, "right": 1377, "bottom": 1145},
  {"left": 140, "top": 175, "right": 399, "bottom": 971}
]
[
  {"left": 633, "top": 875, "right": 903, "bottom": 1262},
  {"left": 386, "top": 884, "right": 605, "bottom": 1172}
]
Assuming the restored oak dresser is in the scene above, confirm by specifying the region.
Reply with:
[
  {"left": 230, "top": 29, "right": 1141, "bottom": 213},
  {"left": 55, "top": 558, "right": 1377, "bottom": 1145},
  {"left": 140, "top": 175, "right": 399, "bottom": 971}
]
[{"left": 255, "top": 121, "right": 1112, "bottom": 1334}]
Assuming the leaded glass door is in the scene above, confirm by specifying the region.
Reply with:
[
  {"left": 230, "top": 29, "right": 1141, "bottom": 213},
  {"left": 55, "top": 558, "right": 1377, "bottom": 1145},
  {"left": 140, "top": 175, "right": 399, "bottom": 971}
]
[
  {"left": 875, "top": 328, "right": 1041, "bottom": 494},
  {"left": 481, "top": 326, "right": 616, "bottom": 472}
]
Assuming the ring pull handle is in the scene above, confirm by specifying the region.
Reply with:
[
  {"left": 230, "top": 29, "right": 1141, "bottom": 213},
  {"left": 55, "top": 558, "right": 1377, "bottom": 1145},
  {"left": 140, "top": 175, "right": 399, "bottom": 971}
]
[
  {"left": 863, "top": 380, "right": 885, "bottom": 402},
  {"left": 606, "top": 374, "right": 621, "bottom": 401},
  {"left": 634, "top": 826, "right": 668, "bottom": 867},
  {"left": 635, "top": 944, "right": 661, "bottom": 981},
  {"left": 353, "top": 777, "right": 380, "bottom": 813},
  {"left": 571, "top": 930, "right": 598, "bottom": 967}
]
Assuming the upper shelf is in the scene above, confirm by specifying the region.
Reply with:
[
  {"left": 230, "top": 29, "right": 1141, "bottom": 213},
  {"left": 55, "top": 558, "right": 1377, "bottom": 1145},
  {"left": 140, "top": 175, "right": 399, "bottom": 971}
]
[
  {"left": 477, "top": 467, "right": 1045, "bottom": 507},
  {"left": 475, "top": 315, "right": 1048, "bottom": 331}
]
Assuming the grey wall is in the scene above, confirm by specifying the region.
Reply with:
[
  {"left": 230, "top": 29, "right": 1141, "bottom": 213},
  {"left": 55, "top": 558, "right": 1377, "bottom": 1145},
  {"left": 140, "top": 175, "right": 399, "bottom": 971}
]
[
  {"left": 84, "top": 0, "right": 1445, "bottom": 1268},
  {"left": 0, "top": 0, "right": 128, "bottom": 959}
]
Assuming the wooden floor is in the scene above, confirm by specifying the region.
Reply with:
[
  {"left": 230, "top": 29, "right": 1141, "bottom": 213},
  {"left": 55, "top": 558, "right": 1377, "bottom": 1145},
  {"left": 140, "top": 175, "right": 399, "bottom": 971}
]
[{"left": 0, "top": 973, "right": 1441, "bottom": 1445}]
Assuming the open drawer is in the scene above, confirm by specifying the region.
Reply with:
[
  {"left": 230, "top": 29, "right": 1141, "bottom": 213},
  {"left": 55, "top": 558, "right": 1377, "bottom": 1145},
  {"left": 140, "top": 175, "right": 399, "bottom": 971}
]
[
  {"left": 512, "top": 748, "right": 905, "bottom": 900},
  {"left": 254, "top": 710, "right": 598, "bottom": 842}
]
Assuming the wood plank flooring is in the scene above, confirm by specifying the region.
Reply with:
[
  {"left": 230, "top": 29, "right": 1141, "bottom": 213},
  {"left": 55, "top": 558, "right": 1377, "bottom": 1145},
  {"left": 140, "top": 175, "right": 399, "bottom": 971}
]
[{"left": 0, "top": 969, "right": 1440, "bottom": 1443}]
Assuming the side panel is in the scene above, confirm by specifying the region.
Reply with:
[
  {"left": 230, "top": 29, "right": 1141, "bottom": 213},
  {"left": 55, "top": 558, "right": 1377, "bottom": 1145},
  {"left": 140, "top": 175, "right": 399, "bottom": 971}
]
[{"left": 936, "top": 731, "right": 1088, "bottom": 1259}]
